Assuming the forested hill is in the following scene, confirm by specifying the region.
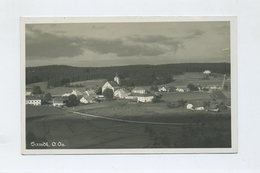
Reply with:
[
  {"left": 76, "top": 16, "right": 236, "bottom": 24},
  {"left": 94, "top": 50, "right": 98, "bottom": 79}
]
[{"left": 26, "top": 63, "right": 230, "bottom": 87}]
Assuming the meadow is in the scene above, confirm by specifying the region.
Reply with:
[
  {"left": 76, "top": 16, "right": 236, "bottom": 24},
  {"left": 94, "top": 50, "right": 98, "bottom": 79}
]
[{"left": 26, "top": 105, "right": 231, "bottom": 149}]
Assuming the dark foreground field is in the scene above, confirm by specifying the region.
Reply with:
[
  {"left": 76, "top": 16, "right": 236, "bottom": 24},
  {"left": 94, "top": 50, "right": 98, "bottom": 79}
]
[{"left": 26, "top": 106, "right": 231, "bottom": 149}]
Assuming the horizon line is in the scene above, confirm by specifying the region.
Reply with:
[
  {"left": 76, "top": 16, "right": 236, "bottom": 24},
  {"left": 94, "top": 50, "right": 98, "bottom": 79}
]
[{"left": 26, "top": 62, "right": 230, "bottom": 68}]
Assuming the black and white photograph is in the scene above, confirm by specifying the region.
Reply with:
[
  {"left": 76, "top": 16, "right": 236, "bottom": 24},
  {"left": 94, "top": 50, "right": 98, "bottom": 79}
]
[{"left": 21, "top": 17, "right": 237, "bottom": 154}]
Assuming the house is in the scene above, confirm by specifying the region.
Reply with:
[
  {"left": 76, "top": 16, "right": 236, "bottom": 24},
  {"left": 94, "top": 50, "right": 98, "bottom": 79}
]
[
  {"left": 84, "top": 89, "right": 96, "bottom": 97},
  {"left": 136, "top": 94, "right": 154, "bottom": 103},
  {"left": 26, "top": 88, "right": 32, "bottom": 96},
  {"left": 186, "top": 103, "right": 194, "bottom": 110},
  {"left": 158, "top": 86, "right": 171, "bottom": 92},
  {"left": 132, "top": 87, "right": 147, "bottom": 94},
  {"left": 26, "top": 96, "right": 41, "bottom": 106},
  {"left": 203, "top": 70, "right": 211, "bottom": 75},
  {"left": 80, "top": 95, "right": 95, "bottom": 104},
  {"left": 125, "top": 95, "right": 138, "bottom": 101},
  {"left": 176, "top": 88, "right": 185, "bottom": 92},
  {"left": 114, "top": 88, "right": 131, "bottom": 99},
  {"left": 102, "top": 81, "right": 119, "bottom": 93},
  {"left": 53, "top": 97, "right": 65, "bottom": 107},
  {"left": 62, "top": 93, "right": 71, "bottom": 97},
  {"left": 71, "top": 89, "right": 83, "bottom": 98}
]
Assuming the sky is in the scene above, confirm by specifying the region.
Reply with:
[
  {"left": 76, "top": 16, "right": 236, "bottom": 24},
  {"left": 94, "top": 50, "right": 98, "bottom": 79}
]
[{"left": 25, "top": 21, "right": 230, "bottom": 67}]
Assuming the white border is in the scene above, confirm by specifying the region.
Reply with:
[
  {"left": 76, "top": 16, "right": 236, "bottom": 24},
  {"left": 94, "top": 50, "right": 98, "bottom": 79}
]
[{"left": 20, "top": 16, "right": 237, "bottom": 155}]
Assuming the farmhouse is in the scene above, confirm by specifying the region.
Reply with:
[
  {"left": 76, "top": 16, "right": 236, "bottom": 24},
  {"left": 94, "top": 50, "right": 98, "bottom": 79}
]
[
  {"left": 26, "top": 96, "right": 41, "bottom": 106},
  {"left": 102, "top": 81, "right": 119, "bottom": 93},
  {"left": 203, "top": 70, "right": 211, "bottom": 75},
  {"left": 114, "top": 88, "right": 131, "bottom": 99},
  {"left": 53, "top": 97, "right": 65, "bottom": 107},
  {"left": 158, "top": 86, "right": 171, "bottom": 92},
  {"left": 176, "top": 88, "right": 185, "bottom": 92},
  {"left": 84, "top": 89, "right": 96, "bottom": 97},
  {"left": 136, "top": 94, "right": 154, "bottom": 103},
  {"left": 62, "top": 93, "right": 71, "bottom": 97},
  {"left": 80, "top": 95, "right": 95, "bottom": 104},
  {"left": 71, "top": 89, "right": 83, "bottom": 97},
  {"left": 132, "top": 87, "right": 147, "bottom": 94}
]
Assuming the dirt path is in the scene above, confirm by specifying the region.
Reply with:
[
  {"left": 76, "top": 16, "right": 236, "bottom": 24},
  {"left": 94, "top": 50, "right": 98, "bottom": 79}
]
[{"left": 65, "top": 109, "right": 200, "bottom": 126}]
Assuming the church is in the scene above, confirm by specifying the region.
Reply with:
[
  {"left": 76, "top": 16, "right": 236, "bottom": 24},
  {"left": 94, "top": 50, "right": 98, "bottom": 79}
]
[{"left": 102, "top": 73, "right": 120, "bottom": 93}]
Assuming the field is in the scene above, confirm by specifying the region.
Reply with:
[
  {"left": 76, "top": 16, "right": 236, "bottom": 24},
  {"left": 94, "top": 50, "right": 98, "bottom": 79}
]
[
  {"left": 26, "top": 79, "right": 107, "bottom": 95},
  {"left": 168, "top": 72, "right": 230, "bottom": 87},
  {"left": 26, "top": 105, "right": 231, "bottom": 149}
]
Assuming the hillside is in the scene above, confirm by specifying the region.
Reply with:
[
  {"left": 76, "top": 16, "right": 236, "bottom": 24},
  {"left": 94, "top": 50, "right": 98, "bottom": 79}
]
[{"left": 26, "top": 63, "right": 230, "bottom": 87}]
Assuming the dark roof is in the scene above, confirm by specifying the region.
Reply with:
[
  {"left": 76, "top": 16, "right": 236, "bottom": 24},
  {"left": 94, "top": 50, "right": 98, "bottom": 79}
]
[
  {"left": 53, "top": 97, "right": 65, "bottom": 102},
  {"left": 26, "top": 96, "right": 41, "bottom": 100},
  {"left": 108, "top": 81, "right": 119, "bottom": 87},
  {"left": 129, "top": 93, "right": 154, "bottom": 97},
  {"left": 132, "top": 87, "right": 146, "bottom": 90}
]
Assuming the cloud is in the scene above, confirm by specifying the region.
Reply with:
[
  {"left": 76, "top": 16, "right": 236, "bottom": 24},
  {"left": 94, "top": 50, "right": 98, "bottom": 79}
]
[
  {"left": 26, "top": 27, "right": 85, "bottom": 59},
  {"left": 26, "top": 27, "right": 204, "bottom": 59},
  {"left": 26, "top": 27, "right": 169, "bottom": 58},
  {"left": 127, "top": 35, "right": 184, "bottom": 53},
  {"left": 183, "top": 29, "right": 205, "bottom": 39},
  {"left": 82, "top": 38, "right": 165, "bottom": 57}
]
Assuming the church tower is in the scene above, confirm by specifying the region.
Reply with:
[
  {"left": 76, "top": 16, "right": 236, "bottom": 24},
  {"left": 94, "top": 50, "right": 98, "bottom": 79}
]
[{"left": 114, "top": 73, "right": 120, "bottom": 85}]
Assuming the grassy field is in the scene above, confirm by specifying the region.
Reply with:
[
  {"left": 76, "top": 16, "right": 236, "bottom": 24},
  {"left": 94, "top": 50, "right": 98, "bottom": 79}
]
[
  {"left": 26, "top": 79, "right": 107, "bottom": 95},
  {"left": 26, "top": 105, "right": 231, "bottom": 149},
  {"left": 167, "top": 72, "right": 230, "bottom": 87}
]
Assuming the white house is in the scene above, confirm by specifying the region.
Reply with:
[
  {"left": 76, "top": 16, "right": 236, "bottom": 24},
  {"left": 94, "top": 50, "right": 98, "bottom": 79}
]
[
  {"left": 26, "top": 96, "right": 41, "bottom": 106},
  {"left": 186, "top": 103, "right": 194, "bottom": 110},
  {"left": 136, "top": 95, "right": 154, "bottom": 103},
  {"left": 195, "top": 106, "right": 205, "bottom": 111},
  {"left": 26, "top": 88, "right": 32, "bottom": 96},
  {"left": 132, "top": 87, "right": 147, "bottom": 94},
  {"left": 203, "top": 70, "right": 211, "bottom": 75},
  {"left": 62, "top": 93, "right": 71, "bottom": 97},
  {"left": 71, "top": 89, "right": 83, "bottom": 97},
  {"left": 102, "top": 81, "right": 119, "bottom": 93},
  {"left": 114, "top": 88, "right": 131, "bottom": 99},
  {"left": 80, "top": 95, "right": 95, "bottom": 104},
  {"left": 53, "top": 97, "right": 65, "bottom": 107},
  {"left": 176, "top": 88, "right": 185, "bottom": 92},
  {"left": 158, "top": 86, "right": 171, "bottom": 92},
  {"left": 84, "top": 89, "right": 96, "bottom": 97}
]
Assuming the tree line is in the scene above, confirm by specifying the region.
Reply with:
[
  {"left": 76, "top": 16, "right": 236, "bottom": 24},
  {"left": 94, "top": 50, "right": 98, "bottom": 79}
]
[{"left": 26, "top": 63, "right": 230, "bottom": 87}]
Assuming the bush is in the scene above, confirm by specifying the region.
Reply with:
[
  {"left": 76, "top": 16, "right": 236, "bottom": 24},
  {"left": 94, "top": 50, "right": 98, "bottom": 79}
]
[
  {"left": 65, "top": 94, "right": 79, "bottom": 107},
  {"left": 187, "top": 83, "right": 199, "bottom": 91},
  {"left": 32, "top": 86, "right": 43, "bottom": 94}
]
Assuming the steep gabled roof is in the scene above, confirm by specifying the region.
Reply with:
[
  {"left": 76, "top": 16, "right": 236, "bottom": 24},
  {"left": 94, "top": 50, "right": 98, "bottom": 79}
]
[{"left": 107, "top": 81, "right": 119, "bottom": 87}]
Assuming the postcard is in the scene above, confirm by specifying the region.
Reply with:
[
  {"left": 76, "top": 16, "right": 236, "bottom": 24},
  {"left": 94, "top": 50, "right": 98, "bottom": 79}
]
[{"left": 21, "top": 16, "right": 237, "bottom": 154}]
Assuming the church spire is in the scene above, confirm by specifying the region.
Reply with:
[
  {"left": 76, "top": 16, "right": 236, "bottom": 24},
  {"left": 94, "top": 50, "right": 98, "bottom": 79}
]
[{"left": 114, "top": 73, "right": 120, "bottom": 85}]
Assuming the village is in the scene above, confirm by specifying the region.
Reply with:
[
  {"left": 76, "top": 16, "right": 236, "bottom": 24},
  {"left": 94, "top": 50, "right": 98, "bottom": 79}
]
[{"left": 25, "top": 70, "right": 231, "bottom": 115}]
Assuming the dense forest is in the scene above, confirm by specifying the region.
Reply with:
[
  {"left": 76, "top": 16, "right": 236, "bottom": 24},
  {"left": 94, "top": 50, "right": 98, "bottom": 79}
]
[{"left": 26, "top": 63, "right": 230, "bottom": 87}]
